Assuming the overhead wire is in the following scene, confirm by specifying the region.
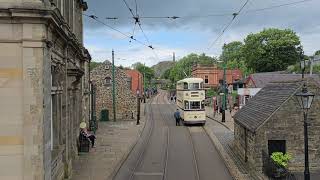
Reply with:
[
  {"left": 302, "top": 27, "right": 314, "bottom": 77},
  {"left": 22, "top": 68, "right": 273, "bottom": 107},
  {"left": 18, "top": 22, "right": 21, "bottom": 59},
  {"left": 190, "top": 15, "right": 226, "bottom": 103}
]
[
  {"left": 207, "top": 0, "right": 249, "bottom": 51},
  {"left": 244, "top": 0, "right": 313, "bottom": 14},
  {"left": 105, "top": 0, "right": 313, "bottom": 20},
  {"left": 83, "top": 14, "right": 152, "bottom": 48},
  {"left": 121, "top": 0, "right": 160, "bottom": 59}
]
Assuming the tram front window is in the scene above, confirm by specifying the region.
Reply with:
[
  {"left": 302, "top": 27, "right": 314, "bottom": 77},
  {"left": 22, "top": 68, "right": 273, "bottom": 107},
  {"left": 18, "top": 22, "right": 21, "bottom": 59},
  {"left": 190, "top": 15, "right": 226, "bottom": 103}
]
[
  {"left": 190, "top": 101, "right": 201, "bottom": 110},
  {"left": 189, "top": 83, "right": 200, "bottom": 90}
]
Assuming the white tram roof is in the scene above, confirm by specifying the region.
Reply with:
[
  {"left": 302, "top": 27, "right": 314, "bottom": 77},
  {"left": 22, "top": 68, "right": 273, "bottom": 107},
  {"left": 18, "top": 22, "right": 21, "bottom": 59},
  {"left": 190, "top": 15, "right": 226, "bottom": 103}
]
[{"left": 177, "top": 78, "right": 204, "bottom": 84}]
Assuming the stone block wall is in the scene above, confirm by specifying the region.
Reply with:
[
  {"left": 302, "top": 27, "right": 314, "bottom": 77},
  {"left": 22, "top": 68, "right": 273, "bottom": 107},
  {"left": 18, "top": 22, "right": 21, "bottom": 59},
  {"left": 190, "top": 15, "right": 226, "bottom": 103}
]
[{"left": 91, "top": 61, "right": 137, "bottom": 121}]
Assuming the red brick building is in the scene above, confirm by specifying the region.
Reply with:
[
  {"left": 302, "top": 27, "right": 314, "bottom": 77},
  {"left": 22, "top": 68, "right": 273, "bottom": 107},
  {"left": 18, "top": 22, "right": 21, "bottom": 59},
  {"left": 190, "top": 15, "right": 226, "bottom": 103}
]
[
  {"left": 125, "top": 69, "right": 144, "bottom": 96},
  {"left": 191, "top": 64, "right": 242, "bottom": 89}
]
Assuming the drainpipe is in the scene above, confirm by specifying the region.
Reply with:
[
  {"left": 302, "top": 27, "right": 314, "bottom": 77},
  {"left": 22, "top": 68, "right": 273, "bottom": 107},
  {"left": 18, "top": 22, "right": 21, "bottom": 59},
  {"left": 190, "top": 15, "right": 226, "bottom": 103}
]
[{"left": 245, "top": 128, "right": 248, "bottom": 162}]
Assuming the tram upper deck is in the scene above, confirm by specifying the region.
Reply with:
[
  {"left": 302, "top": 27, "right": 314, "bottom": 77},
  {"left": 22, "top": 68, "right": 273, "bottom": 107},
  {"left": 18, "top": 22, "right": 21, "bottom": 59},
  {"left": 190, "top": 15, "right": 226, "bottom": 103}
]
[{"left": 176, "top": 78, "right": 204, "bottom": 91}]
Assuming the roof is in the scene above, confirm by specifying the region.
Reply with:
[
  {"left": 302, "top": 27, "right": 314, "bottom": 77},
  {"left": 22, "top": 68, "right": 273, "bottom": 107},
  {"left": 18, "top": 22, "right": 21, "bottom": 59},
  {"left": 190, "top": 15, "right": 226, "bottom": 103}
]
[
  {"left": 234, "top": 82, "right": 301, "bottom": 132},
  {"left": 177, "top": 78, "right": 204, "bottom": 83},
  {"left": 247, "top": 73, "right": 302, "bottom": 88}
]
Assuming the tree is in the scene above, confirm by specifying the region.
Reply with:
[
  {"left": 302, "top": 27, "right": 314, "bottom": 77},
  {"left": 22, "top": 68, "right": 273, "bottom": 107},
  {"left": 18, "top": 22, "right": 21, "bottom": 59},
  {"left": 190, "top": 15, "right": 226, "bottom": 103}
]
[
  {"left": 315, "top": 50, "right": 320, "bottom": 56},
  {"left": 90, "top": 61, "right": 102, "bottom": 70},
  {"left": 219, "top": 41, "right": 253, "bottom": 76},
  {"left": 220, "top": 41, "right": 244, "bottom": 63},
  {"left": 242, "top": 28, "right": 301, "bottom": 72},
  {"left": 167, "top": 53, "right": 217, "bottom": 82}
]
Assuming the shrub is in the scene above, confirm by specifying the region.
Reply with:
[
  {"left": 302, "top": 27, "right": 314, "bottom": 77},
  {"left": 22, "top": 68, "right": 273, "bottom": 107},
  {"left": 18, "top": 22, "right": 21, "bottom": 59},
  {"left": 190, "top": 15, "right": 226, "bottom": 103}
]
[{"left": 271, "top": 152, "right": 292, "bottom": 168}]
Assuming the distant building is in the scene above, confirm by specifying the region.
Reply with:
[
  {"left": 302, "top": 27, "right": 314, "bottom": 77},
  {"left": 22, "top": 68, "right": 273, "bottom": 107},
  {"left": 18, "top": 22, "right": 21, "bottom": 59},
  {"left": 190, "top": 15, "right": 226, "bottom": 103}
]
[
  {"left": 234, "top": 77, "right": 320, "bottom": 175},
  {"left": 191, "top": 64, "right": 242, "bottom": 89},
  {"left": 125, "top": 69, "right": 144, "bottom": 96},
  {"left": 91, "top": 61, "right": 137, "bottom": 121},
  {"left": 237, "top": 72, "right": 303, "bottom": 108}
]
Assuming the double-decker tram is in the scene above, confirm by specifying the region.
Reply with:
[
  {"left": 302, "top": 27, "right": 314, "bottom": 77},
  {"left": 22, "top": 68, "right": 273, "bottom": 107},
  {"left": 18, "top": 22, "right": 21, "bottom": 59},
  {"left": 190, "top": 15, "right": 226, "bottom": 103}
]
[{"left": 176, "top": 78, "right": 206, "bottom": 125}]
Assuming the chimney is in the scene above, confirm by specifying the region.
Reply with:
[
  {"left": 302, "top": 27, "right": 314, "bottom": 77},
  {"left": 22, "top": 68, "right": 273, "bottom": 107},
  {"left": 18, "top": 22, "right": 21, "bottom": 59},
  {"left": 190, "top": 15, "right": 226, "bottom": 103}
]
[{"left": 173, "top": 52, "right": 175, "bottom": 62}]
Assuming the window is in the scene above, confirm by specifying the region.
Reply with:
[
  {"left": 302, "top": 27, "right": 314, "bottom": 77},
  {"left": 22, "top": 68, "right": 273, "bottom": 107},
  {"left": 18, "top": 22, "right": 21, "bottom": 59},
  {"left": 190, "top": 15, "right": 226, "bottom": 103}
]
[
  {"left": 105, "top": 77, "right": 112, "bottom": 86},
  {"left": 268, "top": 140, "right": 286, "bottom": 156},
  {"left": 184, "top": 100, "right": 189, "bottom": 109},
  {"left": 190, "top": 101, "right": 200, "bottom": 110},
  {"left": 189, "top": 83, "right": 200, "bottom": 90},
  {"left": 183, "top": 82, "right": 188, "bottom": 90},
  {"left": 205, "top": 75, "right": 209, "bottom": 84}
]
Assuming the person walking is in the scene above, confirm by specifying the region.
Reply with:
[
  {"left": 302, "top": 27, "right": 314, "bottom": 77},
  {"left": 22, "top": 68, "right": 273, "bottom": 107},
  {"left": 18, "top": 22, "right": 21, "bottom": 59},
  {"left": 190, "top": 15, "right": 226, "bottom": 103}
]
[{"left": 174, "top": 109, "right": 181, "bottom": 126}]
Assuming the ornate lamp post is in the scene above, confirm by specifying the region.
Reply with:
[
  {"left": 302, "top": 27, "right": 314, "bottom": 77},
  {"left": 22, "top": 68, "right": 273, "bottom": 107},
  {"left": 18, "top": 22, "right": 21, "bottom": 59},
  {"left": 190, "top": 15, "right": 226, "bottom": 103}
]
[{"left": 295, "top": 49, "right": 315, "bottom": 180}]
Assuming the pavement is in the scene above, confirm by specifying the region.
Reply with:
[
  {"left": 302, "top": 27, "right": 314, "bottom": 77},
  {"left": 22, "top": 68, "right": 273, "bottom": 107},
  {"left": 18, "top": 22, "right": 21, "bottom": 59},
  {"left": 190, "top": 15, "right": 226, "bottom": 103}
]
[
  {"left": 205, "top": 106, "right": 235, "bottom": 132},
  {"left": 70, "top": 102, "right": 148, "bottom": 180},
  {"left": 205, "top": 106, "right": 266, "bottom": 180}
]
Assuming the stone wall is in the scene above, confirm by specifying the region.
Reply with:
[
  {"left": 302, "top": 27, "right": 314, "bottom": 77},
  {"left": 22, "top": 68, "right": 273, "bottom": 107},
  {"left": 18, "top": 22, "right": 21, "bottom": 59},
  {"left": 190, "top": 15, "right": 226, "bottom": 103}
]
[{"left": 91, "top": 61, "right": 137, "bottom": 121}]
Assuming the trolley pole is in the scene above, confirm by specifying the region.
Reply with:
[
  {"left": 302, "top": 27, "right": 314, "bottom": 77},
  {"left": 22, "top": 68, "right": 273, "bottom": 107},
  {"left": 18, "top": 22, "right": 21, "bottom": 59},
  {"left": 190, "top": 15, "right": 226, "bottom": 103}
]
[
  {"left": 112, "top": 49, "right": 116, "bottom": 122},
  {"left": 143, "top": 63, "right": 146, "bottom": 103}
]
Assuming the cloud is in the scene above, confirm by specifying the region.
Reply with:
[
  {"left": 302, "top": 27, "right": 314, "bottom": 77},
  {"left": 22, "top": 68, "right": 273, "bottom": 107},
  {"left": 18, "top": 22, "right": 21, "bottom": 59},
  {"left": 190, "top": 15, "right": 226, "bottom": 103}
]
[{"left": 84, "top": 0, "right": 320, "bottom": 63}]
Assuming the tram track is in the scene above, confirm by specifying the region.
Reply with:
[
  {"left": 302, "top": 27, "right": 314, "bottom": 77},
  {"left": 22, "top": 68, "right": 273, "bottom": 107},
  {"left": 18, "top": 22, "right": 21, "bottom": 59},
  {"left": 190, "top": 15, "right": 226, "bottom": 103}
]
[
  {"left": 115, "top": 90, "right": 232, "bottom": 180},
  {"left": 129, "top": 96, "right": 156, "bottom": 180},
  {"left": 163, "top": 90, "right": 232, "bottom": 180}
]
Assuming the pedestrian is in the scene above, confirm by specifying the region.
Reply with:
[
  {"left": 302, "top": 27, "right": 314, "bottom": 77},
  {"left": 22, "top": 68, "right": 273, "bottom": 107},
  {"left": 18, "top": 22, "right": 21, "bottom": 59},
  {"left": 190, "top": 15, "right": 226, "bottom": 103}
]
[
  {"left": 80, "top": 122, "right": 96, "bottom": 148},
  {"left": 170, "top": 96, "right": 173, "bottom": 102},
  {"left": 174, "top": 109, "right": 181, "bottom": 126}
]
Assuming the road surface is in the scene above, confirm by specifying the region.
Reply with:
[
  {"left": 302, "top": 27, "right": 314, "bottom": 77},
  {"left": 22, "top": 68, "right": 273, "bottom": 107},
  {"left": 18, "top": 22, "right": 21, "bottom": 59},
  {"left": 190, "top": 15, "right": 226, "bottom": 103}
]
[{"left": 113, "top": 91, "right": 233, "bottom": 180}]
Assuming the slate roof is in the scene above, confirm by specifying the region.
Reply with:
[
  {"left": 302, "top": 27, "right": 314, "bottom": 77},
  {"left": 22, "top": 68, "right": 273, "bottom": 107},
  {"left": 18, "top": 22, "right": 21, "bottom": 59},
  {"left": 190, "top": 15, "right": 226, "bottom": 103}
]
[
  {"left": 248, "top": 73, "right": 302, "bottom": 88},
  {"left": 234, "top": 82, "right": 301, "bottom": 132}
]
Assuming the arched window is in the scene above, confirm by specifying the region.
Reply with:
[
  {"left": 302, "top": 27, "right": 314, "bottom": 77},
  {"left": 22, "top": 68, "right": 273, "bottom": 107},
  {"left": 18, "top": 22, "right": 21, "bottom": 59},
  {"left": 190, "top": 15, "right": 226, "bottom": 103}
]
[{"left": 105, "top": 77, "right": 112, "bottom": 86}]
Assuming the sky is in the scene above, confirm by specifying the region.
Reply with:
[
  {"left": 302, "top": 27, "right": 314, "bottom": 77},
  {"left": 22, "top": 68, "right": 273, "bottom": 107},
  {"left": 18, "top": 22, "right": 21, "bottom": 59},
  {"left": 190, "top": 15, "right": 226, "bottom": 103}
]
[{"left": 83, "top": 0, "right": 320, "bottom": 67}]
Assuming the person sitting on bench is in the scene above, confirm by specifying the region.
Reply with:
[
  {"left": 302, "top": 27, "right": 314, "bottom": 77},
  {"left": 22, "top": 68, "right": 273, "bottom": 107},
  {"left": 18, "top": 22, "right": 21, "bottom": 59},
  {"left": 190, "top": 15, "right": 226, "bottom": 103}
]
[{"left": 80, "top": 122, "right": 96, "bottom": 148}]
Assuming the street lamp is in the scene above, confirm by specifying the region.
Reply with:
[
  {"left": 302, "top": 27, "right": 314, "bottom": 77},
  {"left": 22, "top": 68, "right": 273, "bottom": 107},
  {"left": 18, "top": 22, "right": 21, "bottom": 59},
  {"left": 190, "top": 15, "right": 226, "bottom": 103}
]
[
  {"left": 295, "top": 87, "right": 314, "bottom": 180},
  {"left": 136, "top": 89, "right": 140, "bottom": 125}
]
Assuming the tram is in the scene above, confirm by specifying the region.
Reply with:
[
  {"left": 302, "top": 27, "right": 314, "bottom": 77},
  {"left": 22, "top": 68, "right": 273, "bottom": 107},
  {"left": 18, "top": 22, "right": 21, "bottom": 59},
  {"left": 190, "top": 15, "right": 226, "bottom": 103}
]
[{"left": 176, "top": 78, "right": 206, "bottom": 125}]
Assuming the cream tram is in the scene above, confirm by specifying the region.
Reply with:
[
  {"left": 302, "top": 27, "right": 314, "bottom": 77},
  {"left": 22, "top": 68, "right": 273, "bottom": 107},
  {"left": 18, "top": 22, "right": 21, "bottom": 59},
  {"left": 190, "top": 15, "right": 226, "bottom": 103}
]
[{"left": 176, "top": 78, "right": 206, "bottom": 125}]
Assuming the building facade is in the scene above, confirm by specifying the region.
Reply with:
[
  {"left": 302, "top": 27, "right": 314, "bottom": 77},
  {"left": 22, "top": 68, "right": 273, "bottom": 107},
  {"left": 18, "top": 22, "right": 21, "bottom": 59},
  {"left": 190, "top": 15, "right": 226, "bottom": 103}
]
[
  {"left": 91, "top": 61, "right": 138, "bottom": 121},
  {"left": 0, "top": 1, "right": 91, "bottom": 180},
  {"left": 234, "top": 79, "right": 320, "bottom": 175},
  {"left": 125, "top": 69, "right": 143, "bottom": 96},
  {"left": 191, "top": 64, "right": 242, "bottom": 89}
]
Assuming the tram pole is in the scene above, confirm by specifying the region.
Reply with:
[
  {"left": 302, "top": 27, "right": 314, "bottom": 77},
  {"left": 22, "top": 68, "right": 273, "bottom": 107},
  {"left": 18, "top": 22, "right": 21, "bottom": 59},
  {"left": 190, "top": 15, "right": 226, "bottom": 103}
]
[
  {"left": 112, "top": 49, "right": 116, "bottom": 122},
  {"left": 222, "top": 61, "right": 226, "bottom": 122}
]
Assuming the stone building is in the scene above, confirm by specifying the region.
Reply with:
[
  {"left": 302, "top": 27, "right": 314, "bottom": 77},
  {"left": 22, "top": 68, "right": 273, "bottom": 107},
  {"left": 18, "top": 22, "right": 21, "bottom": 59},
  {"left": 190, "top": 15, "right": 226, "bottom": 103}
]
[
  {"left": 234, "top": 78, "right": 320, "bottom": 174},
  {"left": 91, "top": 61, "right": 138, "bottom": 121},
  {"left": 191, "top": 64, "right": 242, "bottom": 89},
  {"left": 0, "top": 1, "right": 91, "bottom": 180}
]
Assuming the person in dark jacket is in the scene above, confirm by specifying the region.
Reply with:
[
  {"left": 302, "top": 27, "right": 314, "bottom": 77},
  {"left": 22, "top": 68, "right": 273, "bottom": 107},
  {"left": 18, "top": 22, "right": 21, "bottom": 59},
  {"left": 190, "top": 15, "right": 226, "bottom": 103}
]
[{"left": 174, "top": 109, "right": 181, "bottom": 126}]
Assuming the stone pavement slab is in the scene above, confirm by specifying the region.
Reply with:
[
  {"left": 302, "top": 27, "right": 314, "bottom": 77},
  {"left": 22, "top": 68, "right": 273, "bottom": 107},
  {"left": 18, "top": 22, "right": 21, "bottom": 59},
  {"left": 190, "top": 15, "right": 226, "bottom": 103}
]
[
  {"left": 71, "top": 117, "right": 146, "bottom": 180},
  {"left": 205, "top": 106, "right": 235, "bottom": 132}
]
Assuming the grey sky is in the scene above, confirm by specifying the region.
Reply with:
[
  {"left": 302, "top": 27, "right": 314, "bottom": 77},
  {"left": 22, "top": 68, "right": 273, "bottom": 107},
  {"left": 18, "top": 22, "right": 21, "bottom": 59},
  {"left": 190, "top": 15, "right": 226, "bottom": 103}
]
[{"left": 84, "top": 0, "right": 320, "bottom": 65}]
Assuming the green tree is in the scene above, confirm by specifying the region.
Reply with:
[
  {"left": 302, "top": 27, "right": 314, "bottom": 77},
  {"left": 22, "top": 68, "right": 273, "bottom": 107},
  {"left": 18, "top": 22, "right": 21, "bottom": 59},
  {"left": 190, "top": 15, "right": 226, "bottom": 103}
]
[
  {"left": 168, "top": 53, "right": 217, "bottom": 82},
  {"left": 220, "top": 41, "right": 244, "bottom": 63},
  {"left": 242, "top": 28, "right": 301, "bottom": 72},
  {"left": 315, "top": 50, "right": 320, "bottom": 56},
  {"left": 90, "top": 61, "right": 102, "bottom": 70},
  {"left": 219, "top": 41, "right": 253, "bottom": 76}
]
